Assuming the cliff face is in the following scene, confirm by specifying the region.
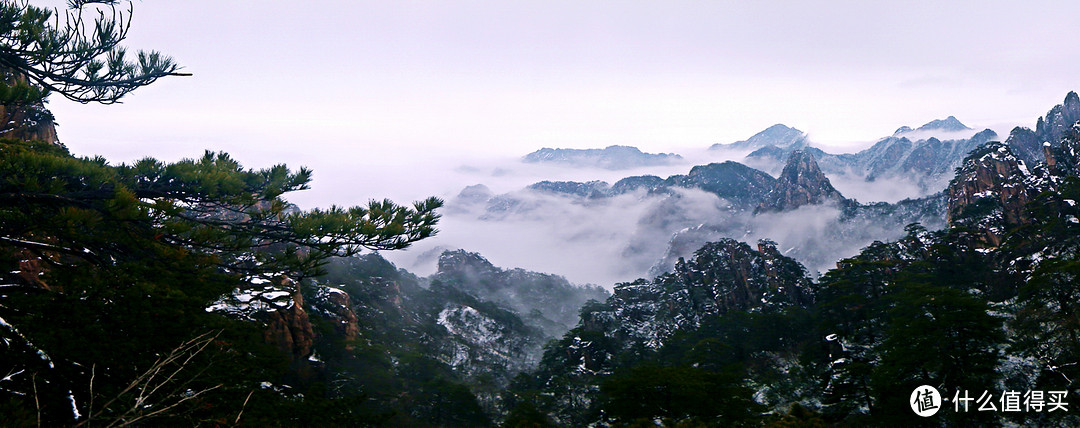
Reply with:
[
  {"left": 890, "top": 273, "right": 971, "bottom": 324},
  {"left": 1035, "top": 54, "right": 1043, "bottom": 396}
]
[
  {"left": 578, "top": 238, "right": 812, "bottom": 353},
  {"left": 945, "top": 99, "right": 1080, "bottom": 247},
  {"left": 1007, "top": 92, "right": 1080, "bottom": 166},
  {"left": 946, "top": 143, "right": 1035, "bottom": 227},
  {"left": 756, "top": 150, "right": 845, "bottom": 213},
  {"left": 531, "top": 238, "right": 814, "bottom": 424},
  {"left": 433, "top": 249, "right": 609, "bottom": 339},
  {"left": 205, "top": 276, "right": 317, "bottom": 362},
  {"left": 261, "top": 279, "right": 315, "bottom": 361},
  {"left": 0, "top": 69, "right": 59, "bottom": 145}
]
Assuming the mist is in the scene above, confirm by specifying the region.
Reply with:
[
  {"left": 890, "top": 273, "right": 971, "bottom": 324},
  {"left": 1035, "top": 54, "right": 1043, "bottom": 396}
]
[{"left": 380, "top": 144, "right": 945, "bottom": 287}]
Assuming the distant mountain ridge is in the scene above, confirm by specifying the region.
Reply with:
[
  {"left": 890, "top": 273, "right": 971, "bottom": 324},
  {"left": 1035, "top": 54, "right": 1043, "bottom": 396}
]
[
  {"left": 522, "top": 145, "right": 682, "bottom": 169},
  {"left": 898, "top": 115, "right": 971, "bottom": 134},
  {"left": 456, "top": 147, "right": 947, "bottom": 278},
  {"left": 742, "top": 117, "right": 997, "bottom": 193},
  {"left": 522, "top": 93, "right": 1080, "bottom": 426},
  {"left": 708, "top": 124, "right": 808, "bottom": 152}
]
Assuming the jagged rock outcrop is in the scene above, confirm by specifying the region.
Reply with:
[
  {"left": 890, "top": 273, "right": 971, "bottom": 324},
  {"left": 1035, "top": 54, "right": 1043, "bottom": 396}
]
[
  {"left": 1037, "top": 91, "right": 1080, "bottom": 146},
  {"left": 432, "top": 287, "right": 545, "bottom": 382},
  {"left": 206, "top": 277, "right": 316, "bottom": 362},
  {"left": 307, "top": 285, "right": 360, "bottom": 343},
  {"left": 756, "top": 150, "right": 845, "bottom": 213},
  {"left": 743, "top": 118, "right": 997, "bottom": 192},
  {"left": 664, "top": 161, "right": 778, "bottom": 210},
  {"left": 433, "top": 250, "right": 609, "bottom": 338},
  {"left": 946, "top": 142, "right": 1046, "bottom": 246},
  {"left": 260, "top": 278, "right": 315, "bottom": 361},
  {"left": 1007, "top": 92, "right": 1080, "bottom": 166},
  {"left": 0, "top": 69, "right": 58, "bottom": 145},
  {"left": 593, "top": 239, "right": 811, "bottom": 351},
  {"left": 531, "top": 239, "right": 814, "bottom": 424}
]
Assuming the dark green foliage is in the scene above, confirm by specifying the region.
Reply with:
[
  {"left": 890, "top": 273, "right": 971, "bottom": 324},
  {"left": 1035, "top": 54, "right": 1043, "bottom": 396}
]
[
  {"left": 601, "top": 365, "right": 758, "bottom": 426},
  {"left": 1013, "top": 258, "right": 1080, "bottom": 391},
  {"left": 871, "top": 274, "right": 1002, "bottom": 425},
  {"left": 0, "top": 0, "right": 186, "bottom": 104},
  {"left": 305, "top": 253, "right": 552, "bottom": 426},
  {"left": 0, "top": 135, "right": 443, "bottom": 424},
  {"left": 0, "top": 139, "right": 442, "bottom": 284},
  {"left": 503, "top": 400, "right": 556, "bottom": 428}
]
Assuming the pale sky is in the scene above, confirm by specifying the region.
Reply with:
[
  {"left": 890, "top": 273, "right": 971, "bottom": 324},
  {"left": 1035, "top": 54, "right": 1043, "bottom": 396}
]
[{"left": 44, "top": 0, "right": 1080, "bottom": 208}]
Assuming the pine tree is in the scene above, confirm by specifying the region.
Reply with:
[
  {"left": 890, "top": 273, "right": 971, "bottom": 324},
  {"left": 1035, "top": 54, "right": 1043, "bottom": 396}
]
[
  {"left": 0, "top": 0, "right": 187, "bottom": 104},
  {"left": 0, "top": 2, "right": 445, "bottom": 423}
]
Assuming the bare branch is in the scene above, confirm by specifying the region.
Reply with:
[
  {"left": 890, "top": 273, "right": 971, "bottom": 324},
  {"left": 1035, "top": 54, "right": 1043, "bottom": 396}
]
[{"left": 77, "top": 331, "right": 223, "bottom": 427}]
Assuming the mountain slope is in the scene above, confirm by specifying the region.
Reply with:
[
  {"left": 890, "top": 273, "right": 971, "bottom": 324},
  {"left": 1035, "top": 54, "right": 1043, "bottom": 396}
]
[
  {"left": 756, "top": 150, "right": 846, "bottom": 213},
  {"left": 508, "top": 92, "right": 1080, "bottom": 427},
  {"left": 523, "top": 145, "right": 682, "bottom": 169},
  {"left": 709, "top": 124, "right": 809, "bottom": 152}
]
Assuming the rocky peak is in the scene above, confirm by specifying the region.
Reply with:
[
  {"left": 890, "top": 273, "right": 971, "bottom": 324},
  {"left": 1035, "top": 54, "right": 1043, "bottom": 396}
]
[
  {"left": 1036, "top": 91, "right": 1080, "bottom": 145},
  {"left": 710, "top": 124, "right": 808, "bottom": 151},
  {"left": 610, "top": 175, "right": 664, "bottom": 195},
  {"left": 433, "top": 249, "right": 608, "bottom": 338},
  {"left": 1008, "top": 93, "right": 1080, "bottom": 166},
  {"left": 583, "top": 238, "right": 813, "bottom": 351},
  {"left": 454, "top": 184, "right": 493, "bottom": 205},
  {"left": 945, "top": 142, "right": 1038, "bottom": 245},
  {"left": 1046, "top": 127, "right": 1080, "bottom": 176},
  {"left": 663, "top": 161, "right": 778, "bottom": 209},
  {"left": 756, "top": 150, "right": 845, "bottom": 213},
  {"left": 437, "top": 250, "right": 500, "bottom": 289},
  {"left": 916, "top": 116, "right": 970, "bottom": 132},
  {"left": 259, "top": 277, "right": 315, "bottom": 362}
]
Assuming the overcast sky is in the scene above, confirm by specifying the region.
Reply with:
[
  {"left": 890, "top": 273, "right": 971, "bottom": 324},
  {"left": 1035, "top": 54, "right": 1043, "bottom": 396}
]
[{"left": 45, "top": 0, "right": 1080, "bottom": 208}]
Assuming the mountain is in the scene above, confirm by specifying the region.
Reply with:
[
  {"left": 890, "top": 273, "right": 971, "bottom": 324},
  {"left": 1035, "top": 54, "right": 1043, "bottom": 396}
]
[
  {"left": 742, "top": 118, "right": 998, "bottom": 195},
  {"left": 524, "top": 239, "right": 814, "bottom": 425},
  {"left": 893, "top": 116, "right": 971, "bottom": 136},
  {"left": 432, "top": 250, "right": 609, "bottom": 338},
  {"left": 482, "top": 161, "right": 779, "bottom": 214},
  {"left": 526, "top": 180, "right": 610, "bottom": 199},
  {"left": 662, "top": 161, "right": 779, "bottom": 210},
  {"left": 462, "top": 147, "right": 949, "bottom": 281},
  {"left": 756, "top": 150, "right": 845, "bottom": 213},
  {"left": 709, "top": 123, "right": 808, "bottom": 152},
  {"left": 511, "top": 93, "right": 1080, "bottom": 427},
  {"left": 522, "top": 145, "right": 682, "bottom": 170},
  {"left": 859, "top": 128, "right": 998, "bottom": 181},
  {"left": 946, "top": 107, "right": 1080, "bottom": 245},
  {"left": 911, "top": 115, "right": 971, "bottom": 133},
  {"left": 945, "top": 142, "right": 1042, "bottom": 245},
  {"left": 1005, "top": 91, "right": 1080, "bottom": 166},
  {"left": 203, "top": 249, "right": 611, "bottom": 424}
]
